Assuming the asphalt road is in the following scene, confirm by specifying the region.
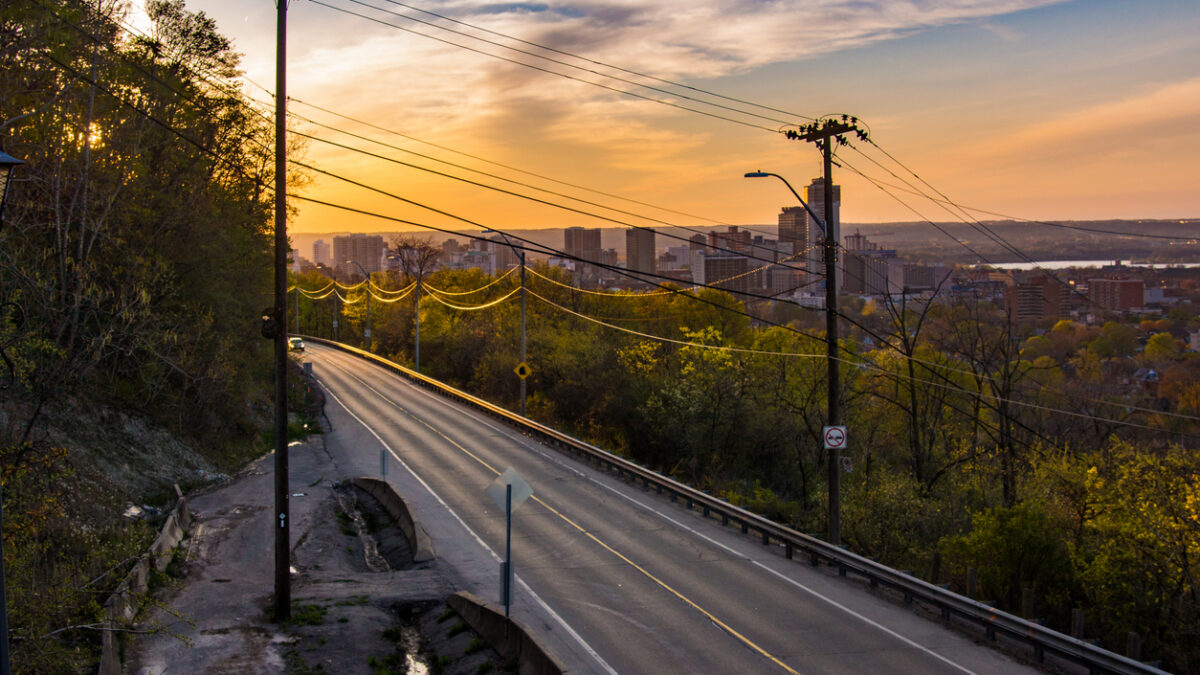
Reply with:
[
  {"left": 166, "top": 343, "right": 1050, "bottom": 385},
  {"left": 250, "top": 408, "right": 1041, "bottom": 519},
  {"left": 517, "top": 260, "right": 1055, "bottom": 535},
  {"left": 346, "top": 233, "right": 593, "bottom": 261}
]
[{"left": 307, "top": 343, "right": 1040, "bottom": 675}]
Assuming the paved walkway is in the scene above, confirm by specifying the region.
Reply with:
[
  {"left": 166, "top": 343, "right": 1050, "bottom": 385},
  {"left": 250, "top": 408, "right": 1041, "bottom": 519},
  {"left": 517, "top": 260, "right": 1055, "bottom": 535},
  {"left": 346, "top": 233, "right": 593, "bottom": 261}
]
[{"left": 124, "top": 435, "right": 452, "bottom": 674}]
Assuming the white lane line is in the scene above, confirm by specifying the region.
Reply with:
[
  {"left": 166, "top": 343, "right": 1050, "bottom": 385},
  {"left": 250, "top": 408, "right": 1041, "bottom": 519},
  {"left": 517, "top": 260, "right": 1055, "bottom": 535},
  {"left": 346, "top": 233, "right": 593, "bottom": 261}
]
[
  {"left": 383, "top": 359, "right": 978, "bottom": 674},
  {"left": 318, "top": 376, "right": 618, "bottom": 675},
  {"left": 322, "top": 353, "right": 805, "bottom": 674}
]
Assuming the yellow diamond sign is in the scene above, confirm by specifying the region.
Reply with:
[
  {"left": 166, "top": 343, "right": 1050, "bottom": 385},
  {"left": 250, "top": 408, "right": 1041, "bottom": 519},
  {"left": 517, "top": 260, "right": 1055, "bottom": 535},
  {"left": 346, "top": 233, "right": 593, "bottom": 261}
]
[{"left": 514, "top": 362, "right": 532, "bottom": 379}]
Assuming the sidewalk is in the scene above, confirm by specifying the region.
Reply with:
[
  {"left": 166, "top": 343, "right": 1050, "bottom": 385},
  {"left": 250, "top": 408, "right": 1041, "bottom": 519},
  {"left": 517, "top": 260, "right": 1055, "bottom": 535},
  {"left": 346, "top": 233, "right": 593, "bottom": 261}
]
[{"left": 123, "top": 435, "right": 453, "bottom": 674}]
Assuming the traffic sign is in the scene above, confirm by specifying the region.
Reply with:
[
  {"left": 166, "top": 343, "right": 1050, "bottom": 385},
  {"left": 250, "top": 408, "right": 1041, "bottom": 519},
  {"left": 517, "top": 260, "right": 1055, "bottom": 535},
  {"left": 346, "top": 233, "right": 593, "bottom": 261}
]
[
  {"left": 823, "top": 426, "right": 847, "bottom": 450},
  {"left": 514, "top": 361, "right": 532, "bottom": 380},
  {"left": 485, "top": 467, "right": 532, "bottom": 618},
  {"left": 486, "top": 467, "right": 532, "bottom": 511}
]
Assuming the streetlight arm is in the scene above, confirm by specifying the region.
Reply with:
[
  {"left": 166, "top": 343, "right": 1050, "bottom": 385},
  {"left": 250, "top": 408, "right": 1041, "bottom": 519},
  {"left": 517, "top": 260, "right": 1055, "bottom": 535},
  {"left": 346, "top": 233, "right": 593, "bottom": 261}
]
[
  {"left": 345, "top": 260, "right": 370, "bottom": 282},
  {"left": 744, "top": 170, "right": 826, "bottom": 235}
]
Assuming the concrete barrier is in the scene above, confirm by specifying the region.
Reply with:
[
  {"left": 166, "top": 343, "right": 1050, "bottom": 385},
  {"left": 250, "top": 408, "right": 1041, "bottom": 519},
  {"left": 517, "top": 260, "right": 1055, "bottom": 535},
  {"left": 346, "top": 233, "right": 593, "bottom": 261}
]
[
  {"left": 447, "top": 591, "right": 567, "bottom": 675},
  {"left": 351, "top": 477, "right": 435, "bottom": 563},
  {"left": 99, "top": 487, "right": 191, "bottom": 675}
]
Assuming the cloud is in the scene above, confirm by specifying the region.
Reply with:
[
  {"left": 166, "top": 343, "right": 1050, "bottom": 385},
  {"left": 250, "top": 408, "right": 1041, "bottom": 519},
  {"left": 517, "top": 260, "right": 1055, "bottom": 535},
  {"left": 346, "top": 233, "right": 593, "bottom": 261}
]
[
  {"left": 961, "top": 77, "right": 1200, "bottom": 163},
  {"left": 427, "top": 0, "right": 1064, "bottom": 78}
]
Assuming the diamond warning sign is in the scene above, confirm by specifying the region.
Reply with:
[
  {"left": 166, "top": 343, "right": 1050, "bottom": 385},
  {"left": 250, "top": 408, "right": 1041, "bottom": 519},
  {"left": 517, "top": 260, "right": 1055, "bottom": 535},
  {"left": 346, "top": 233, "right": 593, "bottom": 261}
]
[{"left": 514, "top": 362, "right": 532, "bottom": 379}]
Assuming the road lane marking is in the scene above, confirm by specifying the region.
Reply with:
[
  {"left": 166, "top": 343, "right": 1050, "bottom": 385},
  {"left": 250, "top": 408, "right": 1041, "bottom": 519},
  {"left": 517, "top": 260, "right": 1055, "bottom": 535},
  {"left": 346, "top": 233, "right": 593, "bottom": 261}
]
[
  {"left": 425, "top": 384, "right": 980, "bottom": 674},
  {"left": 319, "top": 377, "right": 617, "bottom": 675},
  {"left": 358, "top": 352, "right": 981, "bottom": 674},
  {"left": 327, "top": 346, "right": 982, "bottom": 674},
  {"left": 321, "top": 355, "right": 802, "bottom": 675}
]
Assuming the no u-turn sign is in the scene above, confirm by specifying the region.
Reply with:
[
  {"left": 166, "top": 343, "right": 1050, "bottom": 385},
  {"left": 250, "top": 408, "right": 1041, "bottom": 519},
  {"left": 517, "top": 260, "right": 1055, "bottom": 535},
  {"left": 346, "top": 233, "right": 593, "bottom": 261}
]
[{"left": 823, "top": 426, "right": 847, "bottom": 450}]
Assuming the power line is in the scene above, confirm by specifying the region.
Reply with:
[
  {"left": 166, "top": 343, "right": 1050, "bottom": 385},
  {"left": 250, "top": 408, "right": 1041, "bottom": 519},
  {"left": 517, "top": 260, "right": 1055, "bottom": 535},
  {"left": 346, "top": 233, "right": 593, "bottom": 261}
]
[
  {"left": 288, "top": 136, "right": 817, "bottom": 278},
  {"left": 285, "top": 97, "right": 796, "bottom": 247},
  {"left": 373, "top": 0, "right": 815, "bottom": 124},
  {"left": 306, "top": 0, "right": 778, "bottom": 132},
  {"left": 42, "top": 0, "right": 1200, "bottom": 442},
  {"left": 333, "top": 0, "right": 799, "bottom": 128}
]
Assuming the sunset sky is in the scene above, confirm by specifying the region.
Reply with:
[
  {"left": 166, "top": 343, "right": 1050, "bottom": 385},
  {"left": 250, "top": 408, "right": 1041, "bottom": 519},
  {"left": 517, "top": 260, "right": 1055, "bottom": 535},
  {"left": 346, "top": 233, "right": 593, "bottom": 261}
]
[{"left": 149, "top": 0, "right": 1200, "bottom": 236}]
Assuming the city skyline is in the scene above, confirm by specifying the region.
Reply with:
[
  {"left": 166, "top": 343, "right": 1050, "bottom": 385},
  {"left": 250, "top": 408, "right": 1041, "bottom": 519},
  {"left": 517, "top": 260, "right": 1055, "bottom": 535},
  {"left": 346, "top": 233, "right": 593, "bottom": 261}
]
[{"left": 140, "top": 0, "right": 1200, "bottom": 234}]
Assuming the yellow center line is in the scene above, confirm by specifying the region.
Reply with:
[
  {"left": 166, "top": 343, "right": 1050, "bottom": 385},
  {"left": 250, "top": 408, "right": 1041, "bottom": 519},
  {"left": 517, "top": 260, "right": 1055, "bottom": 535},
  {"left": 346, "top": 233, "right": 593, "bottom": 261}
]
[{"left": 337, "top": 361, "right": 801, "bottom": 675}]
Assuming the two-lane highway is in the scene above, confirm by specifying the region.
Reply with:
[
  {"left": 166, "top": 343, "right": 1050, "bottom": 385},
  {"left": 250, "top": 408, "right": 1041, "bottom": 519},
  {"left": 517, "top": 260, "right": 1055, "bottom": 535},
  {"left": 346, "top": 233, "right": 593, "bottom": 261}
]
[{"left": 306, "top": 343, "right": 1037, "bottom": 674}]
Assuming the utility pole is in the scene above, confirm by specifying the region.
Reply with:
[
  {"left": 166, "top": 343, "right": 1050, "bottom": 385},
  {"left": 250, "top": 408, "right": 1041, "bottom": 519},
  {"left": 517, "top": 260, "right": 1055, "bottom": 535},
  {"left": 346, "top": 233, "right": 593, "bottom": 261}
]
[
  {"left": 786, "top": 117, "right": 867, "bottom": 547},
  {"left": 414, "top": 273, "right": 421, "bottom": 372},
  {"left": 272, "top": 0, "right": 290, "bottom": 621}
]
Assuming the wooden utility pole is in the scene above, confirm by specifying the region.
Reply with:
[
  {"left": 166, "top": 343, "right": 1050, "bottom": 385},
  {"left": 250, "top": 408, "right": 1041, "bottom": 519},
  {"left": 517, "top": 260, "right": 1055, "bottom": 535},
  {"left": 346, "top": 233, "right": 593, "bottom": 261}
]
[
  {"left": 786, "top": 118, "right": 865, "bottom": 547},
  {"left": 273, "top": 0, "right": 290, "bottom": 621}
]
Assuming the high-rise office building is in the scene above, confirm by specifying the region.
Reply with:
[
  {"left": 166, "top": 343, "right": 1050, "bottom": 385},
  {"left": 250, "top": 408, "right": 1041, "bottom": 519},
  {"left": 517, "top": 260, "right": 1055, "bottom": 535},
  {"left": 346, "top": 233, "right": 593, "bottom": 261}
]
[
  {"left": 312, "top": 239, "right": 331, "bottom": 268},
  {"left": 805, "top": 177, "right": 841, "bottom": 284},
  {"left": 490, "top": 236, "right": 519, "bottom": 270},
  {"left": 564, "top": 227, "right": 602, "bottom": 261},
  {"left": 704, "top": 255, "right": 749, "bottom": 297},
  {"left": 625, "top": 227, "right": 656, "bottom": 276},
  {"left": 708, "top": 226, "right": 751, "bottom": 254},
  {"left": 1089, "top": 277, "right": 1144, "bottom": 311},
  {"left": 777, "top": 206, "right": 808, "bottom": 255},
  {"left": 333, "top": 233, "right": 385, "bottom": 278}
]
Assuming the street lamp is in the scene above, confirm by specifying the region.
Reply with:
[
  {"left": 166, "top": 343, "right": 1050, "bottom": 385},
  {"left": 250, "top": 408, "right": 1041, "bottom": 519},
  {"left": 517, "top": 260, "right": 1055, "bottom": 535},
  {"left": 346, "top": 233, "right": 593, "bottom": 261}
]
[
  {"left": 345, "top": 260, "right": 372, "bottom": 348},
  {"left": 0, "top": 149, "right": 19, "bottom": 675},
  {"left": 484, "top": 230, "right": 528, "bottom": 417},
  {"left": 745, "top": 169, "right": 844, "bottom": 546}
]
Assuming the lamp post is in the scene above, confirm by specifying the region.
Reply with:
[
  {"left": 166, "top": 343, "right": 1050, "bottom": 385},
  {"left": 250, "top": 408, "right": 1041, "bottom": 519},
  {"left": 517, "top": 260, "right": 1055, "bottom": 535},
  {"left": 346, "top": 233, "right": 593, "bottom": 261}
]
[
  {"left": 0, "top": 149, "right": 22, "bottom": 675},
  {"left": 331, "top": 268, "right": 340, "bottom": 342},
  {"left": 484, "top": 230, "right": 527, "bottom": 417},
  {"left": 744, "top": 170, "right": 843, "bottom": 546},
  {"left": 346, "top": 260, "right": 372, "bottom": 348}
]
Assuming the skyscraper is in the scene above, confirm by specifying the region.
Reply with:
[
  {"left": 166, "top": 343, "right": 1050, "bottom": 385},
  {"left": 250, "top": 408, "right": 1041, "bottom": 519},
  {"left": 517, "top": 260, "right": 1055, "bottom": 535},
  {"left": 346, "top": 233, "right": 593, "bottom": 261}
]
[
  {"left": 805, "top": 177, "right": 841, "bottom": 284},
  {"left": 777, "top": 206, "right": 807, "bottom": 255},
  {"left": 625, "top": 227, "right": 656, "bottom": 276},
  {"left": 333, "top": 233, "right": 385, "bottom": 277},
  {"left": 564, "top": 226, "right": 602, "bottom": 261},
  {"left": 312, "top": 239, "right": 331, "bottom": 268}
]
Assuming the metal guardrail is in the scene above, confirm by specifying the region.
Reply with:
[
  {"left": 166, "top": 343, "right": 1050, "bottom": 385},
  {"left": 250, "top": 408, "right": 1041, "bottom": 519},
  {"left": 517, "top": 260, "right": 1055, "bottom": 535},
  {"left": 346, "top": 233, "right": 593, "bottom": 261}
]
[{"left": 306, "top": 336, "right": 1169, "bottom": 675}]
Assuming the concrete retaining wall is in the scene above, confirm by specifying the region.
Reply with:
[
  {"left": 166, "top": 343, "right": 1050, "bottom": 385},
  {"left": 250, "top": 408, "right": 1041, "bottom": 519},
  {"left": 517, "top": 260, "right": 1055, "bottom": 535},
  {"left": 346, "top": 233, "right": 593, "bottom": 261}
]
[
  {"left": 99, "top": 486, "right": 191, "bottom": 675},
  {"left": 447, "top": 591, "right": 567, "bottom": 675},
  {"left": 351, "top": 477, "right": 435, "bottom": 563}
]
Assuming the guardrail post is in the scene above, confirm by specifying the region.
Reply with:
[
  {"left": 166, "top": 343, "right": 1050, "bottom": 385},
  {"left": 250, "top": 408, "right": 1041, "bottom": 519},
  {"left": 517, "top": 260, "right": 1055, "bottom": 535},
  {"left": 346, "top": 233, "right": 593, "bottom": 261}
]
[
  {"left": 1071, "top": 608, "right": 1085, "bottom": 639},
  {"left": 762, "top": 530, "right": 769, "bottom": 546},
  {"left": 741, "top": 521, "right": 748, "bottom": 534},
  {"left": 785, "top": 543, "right": 793, "bottom": 559},
  {"left": 721, "top": 513, "right": 728, "bottom": 526},
  {"left": 1033, "top": 619, "right": 1045, "bottom": 663},
  {"left": 1126, "top": 632, "right": 1141, "bottom": 661},
  {"left": 703, "top": 505, "right": 710, "bottom": 518}
]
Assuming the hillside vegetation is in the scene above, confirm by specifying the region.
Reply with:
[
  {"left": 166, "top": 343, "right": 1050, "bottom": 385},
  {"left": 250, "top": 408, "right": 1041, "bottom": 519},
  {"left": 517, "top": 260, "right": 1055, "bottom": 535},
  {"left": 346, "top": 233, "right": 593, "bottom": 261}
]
[
  {"left": 299, "top": 259, "right": 1200, "bottom": 671},
  {"left": 1, "top": 1, "right": 298, "bottom": 670}
]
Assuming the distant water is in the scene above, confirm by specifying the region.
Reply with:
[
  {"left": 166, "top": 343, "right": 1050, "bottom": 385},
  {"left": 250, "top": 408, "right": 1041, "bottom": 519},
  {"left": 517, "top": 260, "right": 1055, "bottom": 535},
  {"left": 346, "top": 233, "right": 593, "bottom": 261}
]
[{"left": 983, "top": 260, "right": 1200, "bottom": 270}]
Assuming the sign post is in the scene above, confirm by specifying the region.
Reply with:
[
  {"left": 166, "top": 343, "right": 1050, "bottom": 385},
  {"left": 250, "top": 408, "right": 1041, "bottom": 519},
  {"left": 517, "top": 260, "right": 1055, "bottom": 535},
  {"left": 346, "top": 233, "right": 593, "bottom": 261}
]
[
  {"left": 824, "top": 426, "right": 849, "bottom": 479},
  {"left": 485, "top": 467, "right": 532, "bottom": 622}
]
